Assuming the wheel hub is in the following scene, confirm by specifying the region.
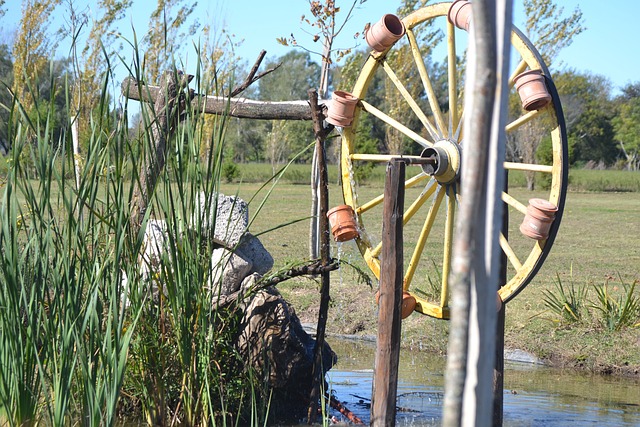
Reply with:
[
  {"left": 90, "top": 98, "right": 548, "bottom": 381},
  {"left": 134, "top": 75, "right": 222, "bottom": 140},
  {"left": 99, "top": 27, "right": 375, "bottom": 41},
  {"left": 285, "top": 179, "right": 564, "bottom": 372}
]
[{"left": 420, "top": 139, "right": 461, "bottom": 184}]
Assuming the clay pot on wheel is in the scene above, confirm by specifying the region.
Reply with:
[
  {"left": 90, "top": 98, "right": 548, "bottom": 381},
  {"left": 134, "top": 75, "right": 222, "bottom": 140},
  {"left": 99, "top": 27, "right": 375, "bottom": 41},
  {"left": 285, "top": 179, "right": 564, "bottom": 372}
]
[
  {"left": 448, "top": 0, "right": 472, "bottom": 31},
  {"left": 327, "top": 205, "right": 359, "bottom": 242},
  {"left": 365, "top": 13, "right": 406, "bottom": 52},
  {"left": 326, "top": 91, "right": 359, "bottom": 127},
  {"left": 519, "top": 198, "right": 558, "bottom": 240},
  {"left": 513, "top": 70, "right": 552, "bottom": 111},
  {"left": 375, "top": 290, "right": 417, "bottom": 319}
]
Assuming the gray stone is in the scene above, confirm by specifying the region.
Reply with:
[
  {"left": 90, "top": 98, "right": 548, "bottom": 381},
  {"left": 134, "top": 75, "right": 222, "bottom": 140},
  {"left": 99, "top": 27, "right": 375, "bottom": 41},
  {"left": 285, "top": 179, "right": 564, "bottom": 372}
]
[
  {"left": 139, "top": 219, "right": 169, "bottom": 293},
  {"left": 193, "top": 192, "right": 248, "bottom": 247},
  {"left": 237, "top": 233, "right": 274, "bottom": 275},
  {"left": 209, "top": 247, "right": 253, "bottom": 296}
]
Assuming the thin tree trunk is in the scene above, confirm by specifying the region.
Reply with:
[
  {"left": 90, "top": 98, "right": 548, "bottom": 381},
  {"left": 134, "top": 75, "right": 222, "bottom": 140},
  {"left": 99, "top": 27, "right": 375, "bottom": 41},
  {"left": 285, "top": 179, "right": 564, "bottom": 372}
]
[
  {"left": 130, "top": 71, "right": 181, "bottom": 237},
  {"left": 443, "top": 1, "right": 512, "bottom": 426}
]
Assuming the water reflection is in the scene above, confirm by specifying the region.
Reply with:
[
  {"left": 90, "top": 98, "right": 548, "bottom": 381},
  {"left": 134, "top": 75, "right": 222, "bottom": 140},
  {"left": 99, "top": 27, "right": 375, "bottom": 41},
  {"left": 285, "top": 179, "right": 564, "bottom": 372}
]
[{"left": 325, "top": 339, "right": 640, "bottom": 426}]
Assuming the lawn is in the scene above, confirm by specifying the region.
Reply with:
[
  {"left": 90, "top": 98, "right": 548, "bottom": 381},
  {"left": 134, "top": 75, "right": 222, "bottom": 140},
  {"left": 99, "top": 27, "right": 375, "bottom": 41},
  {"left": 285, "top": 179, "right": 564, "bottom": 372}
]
[{"left": 221, "top": 174, "right": 640, "bottom": 375}]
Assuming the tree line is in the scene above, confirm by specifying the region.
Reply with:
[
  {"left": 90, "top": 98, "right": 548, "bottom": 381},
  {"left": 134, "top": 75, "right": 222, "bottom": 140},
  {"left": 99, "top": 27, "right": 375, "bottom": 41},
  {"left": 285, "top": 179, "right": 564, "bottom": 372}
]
[{"left": 1, "top": 0, "right": 639, "bottom": 173}]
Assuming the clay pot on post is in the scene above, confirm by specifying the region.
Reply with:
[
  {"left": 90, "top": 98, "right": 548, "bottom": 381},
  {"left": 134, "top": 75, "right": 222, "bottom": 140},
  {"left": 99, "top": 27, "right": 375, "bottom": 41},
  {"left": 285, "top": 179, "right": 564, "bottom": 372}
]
[
  {"left": 519, "top": 198, "right": 558, "bottom": 240},
  {"left": 514, "top": 70, "right": 552, "bottom": 111},
  {"left": 327, "top": 205, "right": 359, "bottom": 242},
  {"left": 365, "top": 14, "right": 406, "bottom": 52},
  {"left": 448, "top": 0, "right": 472, "bottom": 31},
  {"left": 326, "top": 91, "right": 359, "bottom": 127}
]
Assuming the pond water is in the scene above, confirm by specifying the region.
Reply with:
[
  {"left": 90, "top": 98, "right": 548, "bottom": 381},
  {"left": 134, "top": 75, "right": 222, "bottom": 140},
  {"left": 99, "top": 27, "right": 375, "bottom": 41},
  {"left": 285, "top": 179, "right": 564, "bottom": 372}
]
[{"left": 321, "top": 339, "right": 640, "bottom": 426}]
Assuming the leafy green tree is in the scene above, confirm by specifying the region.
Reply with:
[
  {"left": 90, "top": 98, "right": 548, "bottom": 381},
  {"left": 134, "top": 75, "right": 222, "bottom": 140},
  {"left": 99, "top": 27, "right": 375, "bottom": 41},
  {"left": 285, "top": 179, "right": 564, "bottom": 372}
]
[
  {"left": 12, "top": 0, "right": 61, "bottom": 115},
  {"left": 554, "top": 70, "right": 617, "bottom": 166},
  {"left": 144, "top": 0, "right": 199, "bottom": 84},
  {"left": 523, "top": 0, "right": 585, "bottom": 65},
  {"left": 613, "top": 84, "right": 640, "bottom": 170},
  {"left": 258, "top": 51, "right": 320, "bottom": 166},
  {"left": 72, "top": 0, "right": 132, "bottom": 144},
  {"left": 510, "top": 0, "right": 585, "bottom": 189}
]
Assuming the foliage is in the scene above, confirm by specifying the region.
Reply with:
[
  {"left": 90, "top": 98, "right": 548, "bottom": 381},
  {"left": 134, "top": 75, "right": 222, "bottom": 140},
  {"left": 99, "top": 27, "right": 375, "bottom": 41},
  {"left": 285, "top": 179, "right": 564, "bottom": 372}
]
[
  {"left": 523, "top": 0, "right": 585, "bottom": 65},
  {"left": 144, "top": 0, "right": 199, "bottom": 85},
  {"left": 11, "top": 0, "right": 61, "bottom": 115},
  {"left": 612, "top": 91, "right": 640, "bottom": 171},
  {"left": 554, "top": 70, "right": 618, "bottom": 166},
  {"left": 508, "top": 0, "right": 585, "bottom": 190},
  {"left": 542, "top": 272, "right": 588, "bottom": 323},
  {"left": 0, "top": 51, "right": 274, "bottom": 426},
  {"left": 223, "top": 156, "right": 241, "bottom": 183},
  {"left": 70, "top": 0, "right": 133, "bottom": 145},
  {"left": 589, "top": 278, "right": 640, "bottom": 332}
]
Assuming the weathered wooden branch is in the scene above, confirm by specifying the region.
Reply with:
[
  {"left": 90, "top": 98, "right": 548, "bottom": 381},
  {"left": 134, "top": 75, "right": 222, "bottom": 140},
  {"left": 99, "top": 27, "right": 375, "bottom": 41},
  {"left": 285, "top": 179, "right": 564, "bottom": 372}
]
[
  {"left": 307, "top": 88, "right": 333, "bottom": 424},
  {"left": 121, "top": 76, "right": 328, "bottom": 121},
  {"left": 229, "top": 50, "right": 281, "bottom": 97},
  {"left": 211, "top": 259, "right": 340, "bottom": 310},
  {"left": 130, "top": 71, "right": 186, "bottom": 234}
]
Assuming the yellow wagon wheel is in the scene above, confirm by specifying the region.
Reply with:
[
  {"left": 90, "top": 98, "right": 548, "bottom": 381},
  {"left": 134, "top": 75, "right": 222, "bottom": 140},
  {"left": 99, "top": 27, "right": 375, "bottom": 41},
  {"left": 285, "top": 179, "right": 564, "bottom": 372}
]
[{"left": 340, "top": 2, "right": 568, "bottom": 319}]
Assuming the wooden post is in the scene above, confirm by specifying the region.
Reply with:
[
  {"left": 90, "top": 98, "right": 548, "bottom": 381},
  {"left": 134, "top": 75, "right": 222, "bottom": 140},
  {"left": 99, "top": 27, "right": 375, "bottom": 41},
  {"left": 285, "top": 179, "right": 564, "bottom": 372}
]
[
  {"left": 130, "top": 71, "right": 184, "bottom": 235},
  {"left": 307, "top": 88, "right": 333, "bottom": 424},
  {"left": 371, "top": 159, "right": 405, "bottom": 427},
  {"left": 493, "top": 172, "right": 509, "bottom": 426}
]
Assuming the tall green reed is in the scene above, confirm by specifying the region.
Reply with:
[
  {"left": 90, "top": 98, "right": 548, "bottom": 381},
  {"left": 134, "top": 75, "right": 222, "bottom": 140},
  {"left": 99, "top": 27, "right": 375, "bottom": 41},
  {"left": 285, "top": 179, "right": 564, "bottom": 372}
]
[{"left": 0, "top": 61, "right": 141, "bottom": 425}]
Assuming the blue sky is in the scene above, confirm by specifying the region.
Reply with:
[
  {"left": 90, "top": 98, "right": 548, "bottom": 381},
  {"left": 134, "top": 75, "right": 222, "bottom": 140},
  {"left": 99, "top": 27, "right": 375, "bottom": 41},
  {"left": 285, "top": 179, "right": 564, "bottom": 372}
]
[{"left": 2, "top": 1, "right": 638, "bottom": 94}]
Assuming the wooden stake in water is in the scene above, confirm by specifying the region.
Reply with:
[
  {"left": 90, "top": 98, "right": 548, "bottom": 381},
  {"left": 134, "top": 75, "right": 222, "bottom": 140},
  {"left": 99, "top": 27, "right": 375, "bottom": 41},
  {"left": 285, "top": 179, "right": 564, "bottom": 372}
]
[{"left": 371, "top": 159, "right": 405, "bottom": 427}]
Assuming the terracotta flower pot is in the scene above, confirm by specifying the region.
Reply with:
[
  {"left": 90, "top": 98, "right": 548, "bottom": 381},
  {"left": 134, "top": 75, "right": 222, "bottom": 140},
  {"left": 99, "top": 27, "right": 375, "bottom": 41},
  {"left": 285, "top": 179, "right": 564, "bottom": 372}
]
[
  {"left": 519, "top": 198, "right": 558, "bottom": 240},
  {"left": 448, "top": 0, "right": 472, "bottom": 31},
  {"left": 513, "top": 70, "right": 552, "bottom": 111},
  {"left": 326, "top": 90, "right": 359, "bottom": 127},
  {"left": 401, "top": 292, "right": 417, "bottom": 319},
  {"left": 365, "top": 13, "right": 406, "bottom": 52},
  {"left": 327, "top": 204, "right": 359, "bottom": 242},
  {"left": 375, "top": 290, "right": 417, "bottom": 319}
]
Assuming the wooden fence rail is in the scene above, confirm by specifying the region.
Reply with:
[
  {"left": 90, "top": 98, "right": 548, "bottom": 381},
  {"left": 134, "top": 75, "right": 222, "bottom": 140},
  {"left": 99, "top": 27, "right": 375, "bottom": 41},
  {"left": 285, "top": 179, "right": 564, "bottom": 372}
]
[{"left": 121, "top": 76, "right": 328, "bottom": 121}]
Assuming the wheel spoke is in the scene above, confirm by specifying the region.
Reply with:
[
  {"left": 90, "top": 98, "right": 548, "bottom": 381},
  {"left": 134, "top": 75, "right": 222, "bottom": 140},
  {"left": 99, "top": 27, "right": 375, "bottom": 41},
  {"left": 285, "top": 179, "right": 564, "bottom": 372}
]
[
  {"left": 440, "top": 185, "right": 456, "bottom": 308},
  {"left": 356, "top": 172, "right": 429, "bottom": 215},
  {"left": 447, "top": 20, "right": 459, "bottom": 137},
  {"left": 407, "top": 28, "right": 446, "bottom": 137},
  {"left": 361, "top": 100, "right": 433, "bottom": 147},
  {"left": 504, "top": 161, "right": 553, "bottom": 173},
  {"left": 505, "top": 109, "right": 542, "bottom": 133},
  {"left": 404, "top": 186, "right": 445, "bottom": 290},
  {"left": 501, "top": 191, "right": 528, "bottom": 215},
  {"left": 381, "top": 60, "right": 439, "bottom": 141},
  {"left": 350, "top": 153, "right": 423, "bottom": 163},
  {"left": 499, "top": 233, "right": 523, "bottom": 271},
  {"left": 508, "top": 58, "right": 528, "bottom": 87},
  {"left": 403, "top": 179, "right": 438, "bottom": 225}
]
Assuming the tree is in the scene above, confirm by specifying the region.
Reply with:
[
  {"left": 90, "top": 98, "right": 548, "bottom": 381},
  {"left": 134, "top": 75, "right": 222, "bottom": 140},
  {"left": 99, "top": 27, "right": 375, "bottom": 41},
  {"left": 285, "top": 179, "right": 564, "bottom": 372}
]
[
  {"left": 523, "top": 0, "right": 585, "bottom": 66},
  {"left": 553, "top": 70, "right": 617, "bottom": 166},
  {"left": 144, "top": 0, "right": 198, "bottom": 85},
  {"left": 258, "top": 51, "right": 320, "bottom": 167},
  {"left": 511, "top": 0, "right": 585, "bottom": 190},
  {"left": 12, "top": 0, "right": 61, "bottom": 115},
  {"left": 613, "top": 85, "right": 640, "bottom": 171},
  {"left": 72, "top": 0, "right": 133, "bottom": 144}
]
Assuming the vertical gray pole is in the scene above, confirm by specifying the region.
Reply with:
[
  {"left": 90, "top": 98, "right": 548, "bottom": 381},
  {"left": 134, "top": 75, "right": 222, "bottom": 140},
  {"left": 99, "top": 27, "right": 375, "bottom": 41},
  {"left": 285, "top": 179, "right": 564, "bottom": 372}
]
[
  {"left": 371, "top": 159, "right": 405, "bottom": 427},
  {"left": 443, "top": 0, "right": 512, "bottom": 426}
]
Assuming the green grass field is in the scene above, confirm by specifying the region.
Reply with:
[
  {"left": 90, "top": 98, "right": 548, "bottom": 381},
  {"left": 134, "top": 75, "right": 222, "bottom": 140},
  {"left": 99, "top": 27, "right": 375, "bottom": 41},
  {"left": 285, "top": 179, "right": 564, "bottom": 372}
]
[{"left": 221, "top": 169, "right": 640, "bottom": 375}]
